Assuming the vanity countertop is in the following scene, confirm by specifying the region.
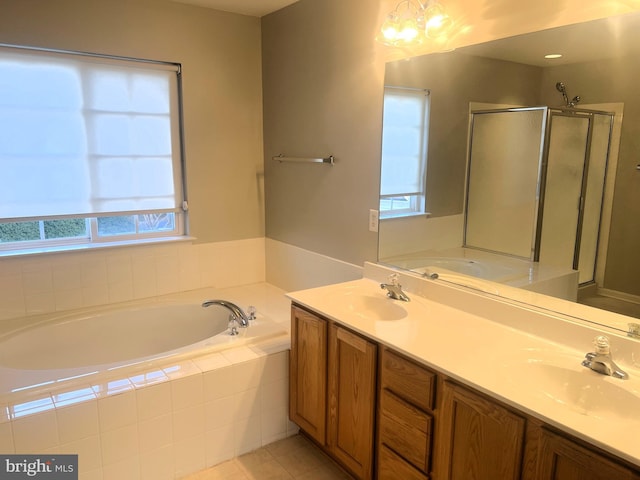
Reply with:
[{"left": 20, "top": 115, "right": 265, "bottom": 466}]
[{"left": 286, "top": 272, "right": 640, "bottom": 468}]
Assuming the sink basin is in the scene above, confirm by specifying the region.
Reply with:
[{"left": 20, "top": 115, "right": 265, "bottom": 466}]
[
  {"left": 510, "top": 358, "right": 640, "bottom": 420},
  {"left": 333, "top": 293, "right": 408, "bottom": 321}
]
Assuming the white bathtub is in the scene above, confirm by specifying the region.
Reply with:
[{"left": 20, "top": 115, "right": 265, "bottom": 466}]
[
  {"left": 0, "top": 298, "right": 288, "bottom": 406},
  {"left": 0, "top": 303, "right": 231, "bottom": 371},
  {"left": 0, "top": 288, "right": 294, "bottom": 479},
  {"left": 382, "top": 247, "right": 579, "bottom": 301}
]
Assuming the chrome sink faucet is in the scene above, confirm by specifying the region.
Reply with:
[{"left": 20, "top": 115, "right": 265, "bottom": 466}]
[
  {"left": 202, "top": 299, "right": 253, "bottom": 327},
  {"left": 380, "top": 274, "right": 410, "bottom": 302},
  {"left": 581, "top": 335, "right": 628, "bottom": 380}
]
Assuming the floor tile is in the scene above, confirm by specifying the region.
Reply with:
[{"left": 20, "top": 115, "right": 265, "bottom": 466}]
[{"left": 181, "top": 434, "right": 353, "bottom": 480}]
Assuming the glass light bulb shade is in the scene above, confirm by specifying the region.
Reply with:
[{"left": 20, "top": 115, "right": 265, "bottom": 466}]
[
  {"left": 424, "top": 2, "right": 452, "bottom": 39},
  {"left": 398, "top": 17, "right": 420, "bottom": 42},
  {"left": 377, "top": 0, "right": 427, "bottom": 47},
  {"left": 381, "top": 15, "right": 400, "bottom": 41}
]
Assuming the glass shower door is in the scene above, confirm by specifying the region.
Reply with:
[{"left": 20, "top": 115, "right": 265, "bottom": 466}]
[
  {"left": 538, "top": 110, "right": 613, "bottom": 284},
  {"left": 538, "top": 113, "right": 590, "bottom": 270},
  {"left": 578, "top": 113, "right": 612, "bottom": 284},
  {"left": 464, "top": 108, "right": 547, "bottom": 259}
]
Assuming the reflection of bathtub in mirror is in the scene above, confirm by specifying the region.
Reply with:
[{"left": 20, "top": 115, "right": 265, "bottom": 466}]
[{"left": 380, "top": 247, "right": 578, "bottom": 301}]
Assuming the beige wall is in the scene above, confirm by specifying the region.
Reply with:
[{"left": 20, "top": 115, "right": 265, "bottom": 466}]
[
  {"left": 1, "top": 0, "right": 637, "bottom": 269},
  {"left": 262, "top": 0, "right": 640, "bottom": 267},
  {"left": 262, "top": 0, "right": 386, "bottom": 267},
  {"left": 0, "top": 0, "right": 265, "bottom": 243}
]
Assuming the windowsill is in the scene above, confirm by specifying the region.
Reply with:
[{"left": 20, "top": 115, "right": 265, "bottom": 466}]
[
  {"left": 380, "top": 212, "right": 431, "bottom": 221},
  {"left": 0, "top": 236, "right": 196, "bottom": 259}
]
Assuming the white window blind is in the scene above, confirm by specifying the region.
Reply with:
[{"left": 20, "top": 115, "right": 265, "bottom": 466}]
[
  {"left": 380, "top": 86, "right": 429, "bottom": 197},
  {"left": 0, "top": 46, "right": 183, "bottom": 221}
]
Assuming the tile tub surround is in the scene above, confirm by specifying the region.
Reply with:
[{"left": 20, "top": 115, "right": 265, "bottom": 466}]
[
  {"left": 0, "top": 283, "right": 296, "bottom": 480},
  {"left": 0, "top": 346, "right": 296, "bottom": 480},
  {"left": 0, "top": 237, "right": 267, "bottom": 323}
]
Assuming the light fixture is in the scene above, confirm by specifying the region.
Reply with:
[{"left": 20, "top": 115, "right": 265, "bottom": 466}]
[
  {"left": 544, "top": 53, "right": 563, "bottom": 59},
  {"left": 378, "top": 0, "right": 425, "bottom": 47},
  {"left": 423, "top": 1, "right": 452, "bottom": 39},
  {"left": 378, "top": 0, "right": 453, "bottom": 47}
]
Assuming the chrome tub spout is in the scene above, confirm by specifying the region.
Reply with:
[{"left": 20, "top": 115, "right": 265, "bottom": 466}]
[{"left": 202, "top": 299, "right": 251, "bottom": 327}]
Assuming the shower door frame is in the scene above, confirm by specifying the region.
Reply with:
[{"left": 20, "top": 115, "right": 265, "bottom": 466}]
[
  {"left": 463, "top": 106, "right": 615, "bottom": 285},
  {"left": 535, "top": 107, "right": 615, "bottom": 284},
  {"left": 463, "top": 106, "right": 549, "bottom": 261}
]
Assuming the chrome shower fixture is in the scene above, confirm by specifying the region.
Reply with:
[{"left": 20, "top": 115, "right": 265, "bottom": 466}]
[{"left": 556, "top": 81, "right": 581, "bottom": 107}]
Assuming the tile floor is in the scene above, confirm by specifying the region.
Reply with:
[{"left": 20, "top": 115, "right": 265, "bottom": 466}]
[{"left": 181, "top": 434, "right": 353, "bottom": 480}]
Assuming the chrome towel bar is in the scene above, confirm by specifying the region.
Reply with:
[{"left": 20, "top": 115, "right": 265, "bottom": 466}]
[{"left": 273, "top": 154, "right": 335, "bottom": 165}]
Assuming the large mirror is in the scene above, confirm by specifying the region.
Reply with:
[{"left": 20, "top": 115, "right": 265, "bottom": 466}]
[{"left": 378, "top": 11, "right": 640, "bottom": 336}]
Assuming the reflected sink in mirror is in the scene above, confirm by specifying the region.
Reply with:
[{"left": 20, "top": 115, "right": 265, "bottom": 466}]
[{"left": 508, "top": 356, "right": 640, "bottom": 420}]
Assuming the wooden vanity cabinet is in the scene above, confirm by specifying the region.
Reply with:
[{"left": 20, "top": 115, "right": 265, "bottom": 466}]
[
  {"left": 435, "top": 380, "right": 527, "bottom": 480},
  {"left": 377, "top": 346, "right": 436, "bottom": 479},
  {"left": 537, "top": 428, "right": 640, "bottom": 480},
  {"left": 290, "top": 305, "right": 640, "bottom": 480},
  {"left": 327, "top": 322, "right": 377, "bottom": 479},
  {"left": 289, "top": 305, "right": 327, "bottom": 445},
  {"left": 289, "top": 305, "right": 377, "bottom": 479}
]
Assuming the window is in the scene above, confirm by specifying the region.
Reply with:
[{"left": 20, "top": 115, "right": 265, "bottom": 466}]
[
  {"left": 0, "top": 45, "right": 186, "bottom": 253},
  {"left": 379, "top": 86, "right": 430, "bottom": 218}
]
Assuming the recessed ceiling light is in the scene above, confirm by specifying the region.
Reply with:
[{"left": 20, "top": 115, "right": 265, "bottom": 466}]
[{"left": 544, "top": 53, "right": 563, "bottom": 59}]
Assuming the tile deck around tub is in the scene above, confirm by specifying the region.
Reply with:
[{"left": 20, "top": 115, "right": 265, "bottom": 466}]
[{"left": 0, "top": 336, "right": 296, "bottom": 480}]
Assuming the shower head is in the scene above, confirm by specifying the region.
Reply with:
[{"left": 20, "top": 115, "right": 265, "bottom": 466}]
[{"left": 555, "top": 81, "right": 580, "bottom": 107}]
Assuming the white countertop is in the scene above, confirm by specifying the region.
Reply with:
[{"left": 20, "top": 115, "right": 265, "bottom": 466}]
[{"left": 286, "top": 272, "right": 640, "bottom": 468}]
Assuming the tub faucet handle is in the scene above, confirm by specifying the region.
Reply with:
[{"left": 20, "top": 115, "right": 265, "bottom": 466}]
[{"left": 227, "top": 316, "right": 239, "bottom": 336}]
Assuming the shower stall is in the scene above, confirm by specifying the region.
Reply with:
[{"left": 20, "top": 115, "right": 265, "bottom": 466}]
[{"left": 463, "top": 106, "right": 615, "bottom": 286}]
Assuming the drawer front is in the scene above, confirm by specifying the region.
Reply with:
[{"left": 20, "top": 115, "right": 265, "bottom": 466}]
[
  {"left": 379, "top": 389, "right": 431, "bottom": 472},
  {"left": 378, "top": 444, "right": 429, "bottom": 480},
  {"left": 380, "top": 347, "right": 436, "bottom": 411}
]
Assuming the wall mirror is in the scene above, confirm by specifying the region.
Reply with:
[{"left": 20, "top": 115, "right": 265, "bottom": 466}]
[{"left": 377, "top": 11, "right": 640, "bottom": 337}]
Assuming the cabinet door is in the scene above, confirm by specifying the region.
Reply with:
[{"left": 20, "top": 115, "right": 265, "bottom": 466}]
[
  {"left": 289, "top": 306, "right": 327, "bottom": 445},
  {"left": 436, "top": 380, "right": 526, "bottom": 480},
  {"left": 537, "top": 429, "right": 640, "bottom": 480},
  {"left": 327, "top": 324, "right": 377, "bottom": 480}
]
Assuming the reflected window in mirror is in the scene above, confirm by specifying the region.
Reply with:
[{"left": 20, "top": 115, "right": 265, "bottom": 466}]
[{"left": 379, "top": 86, "right": 430, "bottom": 219}]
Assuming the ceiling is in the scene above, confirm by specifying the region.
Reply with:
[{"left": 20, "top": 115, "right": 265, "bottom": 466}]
[
  {"left": 168, "top": 0, "right": 300, "bottom": 17},
  {"left": 460, "top": 12, "right": 640, "bottom": 67}
]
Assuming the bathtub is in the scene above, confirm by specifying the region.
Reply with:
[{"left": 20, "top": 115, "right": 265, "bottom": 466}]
[
  {"left": 0, "top": 300, "right": 287, "bottom": 398},
  {"left": 0, "top": 288, "right": 294, "bottom": 479},
  {"left": 382, "top": 247, "right": 579, "bottom": 301}
]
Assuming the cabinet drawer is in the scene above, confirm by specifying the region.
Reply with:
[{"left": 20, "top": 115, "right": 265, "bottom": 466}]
[
  {"left": 380, "top": 347, "right": 436, "bottom": 411},
  {"left": 379, "top": 388, "right": 431, "bottom": 472},
  {"left": 378, "top": 444, "right": 429, "bottom": 480}
]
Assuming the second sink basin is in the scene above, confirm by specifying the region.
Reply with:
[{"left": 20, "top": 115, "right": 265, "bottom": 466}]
[{"left": 508, "top": 355, "right": 640, "bottom": 421}]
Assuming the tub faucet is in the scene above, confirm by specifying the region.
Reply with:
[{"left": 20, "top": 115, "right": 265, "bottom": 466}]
[
  {"left": 380, "top": 274, "right": 410, "bottom": 302},
  {"left": 581, "top": 335, "right": 628, "bottom": 380},
  {"left": 202, "top": 300, "right": 251, "bottom": 327}
]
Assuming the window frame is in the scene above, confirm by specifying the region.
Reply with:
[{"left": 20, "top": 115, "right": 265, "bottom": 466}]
[
  {"left": 379, "top": 86, "right": 431, "bottom": 219},
  {"left": 0, "top": 44, "right": 188, "bottom": 255}
]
